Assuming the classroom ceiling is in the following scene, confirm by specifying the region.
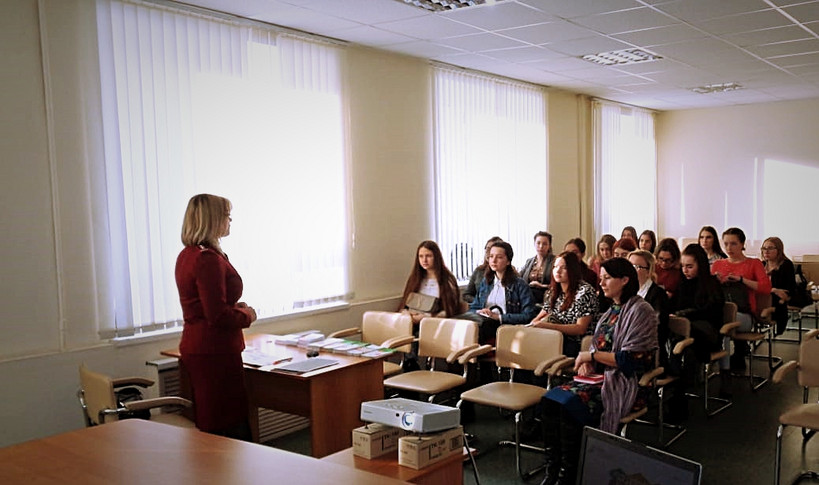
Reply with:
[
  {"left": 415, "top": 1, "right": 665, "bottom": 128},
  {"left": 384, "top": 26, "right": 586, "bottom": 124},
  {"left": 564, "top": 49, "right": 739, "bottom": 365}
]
[{"left": 180, "top": 0, "right": 819, "bottom": 110}]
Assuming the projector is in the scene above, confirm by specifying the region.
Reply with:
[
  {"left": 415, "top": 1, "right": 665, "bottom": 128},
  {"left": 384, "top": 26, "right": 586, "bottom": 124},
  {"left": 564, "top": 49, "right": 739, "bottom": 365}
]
[{"left": 360, "top": 398, "right": 460, "bottom": 433}]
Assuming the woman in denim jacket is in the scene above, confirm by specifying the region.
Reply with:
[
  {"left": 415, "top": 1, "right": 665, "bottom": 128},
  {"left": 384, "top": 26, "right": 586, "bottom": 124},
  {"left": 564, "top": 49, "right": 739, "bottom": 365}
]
[{"left": 468, "top": 241, "right": 537, "bottom": 343}]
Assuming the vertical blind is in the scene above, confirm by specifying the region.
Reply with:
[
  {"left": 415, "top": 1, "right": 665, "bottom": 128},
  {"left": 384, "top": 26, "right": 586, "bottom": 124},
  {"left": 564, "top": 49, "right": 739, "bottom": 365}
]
[
  {"left": 96, "top": 0, "right": 349, "bottom": 337},
  {"left": 433, "top": 66, "right": 548, "bottom": 280},
  {"left": 592, "top": 100, "right": 657, "bottom": 242}
]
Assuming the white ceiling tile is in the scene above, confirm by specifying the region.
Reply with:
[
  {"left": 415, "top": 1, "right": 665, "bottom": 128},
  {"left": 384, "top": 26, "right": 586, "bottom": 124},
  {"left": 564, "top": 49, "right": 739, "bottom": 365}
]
[
  {"left": 745, "top": 38, "right": 819, "bottom": 58},
  {"left": 653, "top": 0, "right": 772, "bottom": 23},
  {"left": 436, "top": 32, "right": 529, "bottom": 51},
  {"left": 783, "top": 2, "right": 819, "bottom": 23},
  {"left": 297, "top": 0, "right": 424, "bottom": 24},
  {"left": 722, "top": 25, "right": 815, "bottom": 46},
  {"left": 190, "top": 0, "right": 294, "bottom": 18},
  {"left": 561, "top": 66, "right": 641, "bottom": 81},
  {"left": 641, "top": 66, "right": 721, "bottom": 86},
  {"left": 441, "top": 2, "right": 555, "bottom": 30},
  {"left": 327, "top": 25, "right": 418, "bottom": 46},
  {"left": 612, "top": 24, "right": 708, "bottom": 47},
  {"left": 651, "top": 37, "right": 736, "bottom": 61},
  {"left": 387, "top": 40, "right": 466, "bottom": 58},
  {"left": 521, "top": 71, "right": 575, "bottom": 85},
  {"left": 694, "top": 9, "right": 794, "bottom": 36},
  {"left": 546, "top": 36, "right": 633, "bottom": 56},
  {"left": 789, "top": 63, "right": 819, "bottom": 74},
  {"left": 571, "top": 7, "right": 679, "bottom": 35},
  {"left": 518, "top": 0, "right": 645, "bottom": 19},
  {"left": 497, "top": 21, "right": 592, "bottom": 44},
  {"left": 375, "top": 14, "right": 482, "bottom": 40},
  {"left": 481, "top": 45, "right": 565, "bottom": 62},
  {"left": 611, "top": 58, "right": 682, "bottom": 75},
  {"left": 248, "top": 5, "right": 362, "bottom": 32},
  {"left": 767, "top": 51, "right": 819, "bottom": 67},
  {"left": 759, "top": 84, "right": 819, "bottom": 99},
  {"left": 524, "top": 55, "right": 597, "bottom": 72},
  {"left": 434, "top": 53, "right": 513, "bottom": 71}
]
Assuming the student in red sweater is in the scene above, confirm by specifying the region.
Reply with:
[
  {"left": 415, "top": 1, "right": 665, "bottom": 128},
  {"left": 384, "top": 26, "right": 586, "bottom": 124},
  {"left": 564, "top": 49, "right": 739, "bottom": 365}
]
[
  {"left": 710, "top": 227, "right": 771, "bottom": 372},
  {"left": 175, "top": 194, "right": 257, "bottom": 439}
]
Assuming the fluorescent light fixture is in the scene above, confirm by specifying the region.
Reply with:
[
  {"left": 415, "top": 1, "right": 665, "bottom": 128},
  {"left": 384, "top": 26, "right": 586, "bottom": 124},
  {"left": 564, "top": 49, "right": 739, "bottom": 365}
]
[
  {"left": 690, "top": 82, "right": 743, "bottom": 94},
  {"left": 581, "top": 48, "right": 662, "bottom": 66},
  {"left": 395, "top": 0, "right": 504, "bottom": 12}
]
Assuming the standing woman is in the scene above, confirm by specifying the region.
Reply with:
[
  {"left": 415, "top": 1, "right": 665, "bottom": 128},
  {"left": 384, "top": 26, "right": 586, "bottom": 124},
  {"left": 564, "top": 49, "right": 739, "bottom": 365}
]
[
  {"left": 761, "top": 237, "right": 795, "bottom": 335},
  {"left": 638, "top": 230, "right": 657, "bottom": 253},
  {"left": 538, "top": 258, "right": 657, "bottom": 485},
  {"left": 175, "top": 194, "right": 257, "bottom": 439},
  {"left": 520, "top": 231, "right": 556, "bottom": 304},
  {"left": 711, "top": 227, "right": 771, "bottom": 371},
  {"left": 589, "top": 234, "right": 616, "bottom": 276},
  {"left": 469, "top": 241, "right": 537, "bottom": 343},
  {"left": 530, "top": 251, "right": 599, "bottom": 357},
  {"left": 699, "top": 226, "right": 727, "bottom": 266},
  {"left": 398, "top": 240, "right": 463, "bottom": 325}
]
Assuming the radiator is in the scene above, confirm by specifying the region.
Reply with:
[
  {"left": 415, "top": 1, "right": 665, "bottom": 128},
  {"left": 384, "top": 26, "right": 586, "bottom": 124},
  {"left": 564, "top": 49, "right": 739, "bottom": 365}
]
[{"left": 146, "top": 358, "right": 309, "bottom": 442}]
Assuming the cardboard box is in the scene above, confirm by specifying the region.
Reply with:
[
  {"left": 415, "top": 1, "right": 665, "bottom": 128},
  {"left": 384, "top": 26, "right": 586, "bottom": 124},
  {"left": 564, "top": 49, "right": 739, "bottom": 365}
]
[
  {"left": 398, "top": 425, "right": 464, "bottom": 470},
  {"left": 352, "top": 423, "right": 409, "bottom": 459}
]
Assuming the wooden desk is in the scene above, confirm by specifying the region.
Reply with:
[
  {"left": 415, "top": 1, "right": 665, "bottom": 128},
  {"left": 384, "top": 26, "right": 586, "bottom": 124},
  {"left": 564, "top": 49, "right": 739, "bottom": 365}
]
[
  {"left": 162, "top": 334, "right": 384, "bottom": 458},
  {"left": 322, "top": 447, "right": 465, "bottom": 485},
  {"left": 0, "top": 420, "right": 407, "bottom": 485}
]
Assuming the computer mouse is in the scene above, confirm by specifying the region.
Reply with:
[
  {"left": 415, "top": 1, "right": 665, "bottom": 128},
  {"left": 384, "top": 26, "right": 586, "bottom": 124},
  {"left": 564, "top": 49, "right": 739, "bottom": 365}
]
[{"left": 306, "top": 350, "right": 319, "bottom": 358}]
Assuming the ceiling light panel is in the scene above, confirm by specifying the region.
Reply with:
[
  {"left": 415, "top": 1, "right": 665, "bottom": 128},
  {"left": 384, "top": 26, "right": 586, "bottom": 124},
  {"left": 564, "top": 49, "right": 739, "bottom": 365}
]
[
  {"left": 581, "top": 48, "right": 663, "bottom": 66},
  {"left": 394, "top": 0, "right": 506, "bottom": 12}
]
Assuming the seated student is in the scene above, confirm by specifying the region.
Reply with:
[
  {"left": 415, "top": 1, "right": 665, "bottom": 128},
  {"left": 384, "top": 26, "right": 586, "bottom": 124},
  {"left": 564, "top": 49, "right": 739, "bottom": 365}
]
[
  {"left": 397, "top": 240, "right": 463, "bottom": 325},
  {"left": 671, "top": 244, "right": 725, "bottom": 416},
  {"left": 655, "top": 238, "right": 683, "bottom": 298},
  {"left": 628, "top": 250, "right": 670, "bottom": 366},
  {"left": 520, "top": 231, "right": 556, "bottom": 304},
  {"left": 621, "top": 226, "right": 638, "bottom": 242},
  {"left": 613, "top": 237, "right": 637, "bottom": 258},
  {"left": 761, "top": 236, "right": 795, "bottom": 335},
  {"left": 589, "top": 234, "right": 616, "bottom": 276},
  {"left": 564, "top": 238, "right": 599, "bottom": 289},
  {"left": 468, "top": 241, "right": 537, "bottom": 343},
  {"left": 711, "top": 227, "right": 771, "bottom": 372},
  {"left": 462, "top": 236, "right": 503, "bottom": 303},
  {"left": 530, "top": 252, "right": 599, "bottom": 357},
  {"left": 699, "top": 225, "right": 727, "bottom": 266},
  {"left": 538, "top": 258, "right": 657, "bottom": 485},
  {"left": 638, "top": 230, "right": 657, "bottom": 253}
]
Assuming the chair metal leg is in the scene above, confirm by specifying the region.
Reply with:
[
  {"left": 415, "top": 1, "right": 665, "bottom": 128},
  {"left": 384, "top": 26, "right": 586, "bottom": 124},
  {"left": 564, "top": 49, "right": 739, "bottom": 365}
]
[
  {"left": 689, "top": 363, "right": 731, "bottom": 417},
  {"left": 465, "top": 403, "right": 545, "bottom": 480},
  {"left": 775, "top": 424, "right": 784, "bottom": 485}
]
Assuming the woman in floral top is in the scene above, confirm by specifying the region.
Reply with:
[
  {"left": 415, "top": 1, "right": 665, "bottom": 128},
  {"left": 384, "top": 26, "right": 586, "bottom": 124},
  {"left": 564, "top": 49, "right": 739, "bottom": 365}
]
[
  {"left": 530, "top": 251, "right": 598, "bottom": 357},
  {"left": 537, "top": 258, "right": 657, "bottom": 485}
]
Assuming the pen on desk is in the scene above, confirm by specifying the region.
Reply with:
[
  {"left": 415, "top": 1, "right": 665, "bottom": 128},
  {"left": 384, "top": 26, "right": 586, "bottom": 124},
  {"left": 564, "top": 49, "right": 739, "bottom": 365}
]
[{"left": 272, "top": 357, "right": 293, "bottom": 365}]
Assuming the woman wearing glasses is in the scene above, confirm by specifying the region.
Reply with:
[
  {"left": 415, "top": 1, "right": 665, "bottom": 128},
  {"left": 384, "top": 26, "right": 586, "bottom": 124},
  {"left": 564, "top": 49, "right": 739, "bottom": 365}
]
[
  {"left": 761, "top": 237, "right": 795, "bottom": 335},
  {"left": 655, "top": 238, "right": 683, "bottom": 298},
  {"left": 530, "top": 251, "right": 599, "bottom": 357},
  {"left": 698, "top": 225, "right": 727, "bottom": 266},
  {"left": 628, "top": 250, "right": 669, "bottom": 363}
]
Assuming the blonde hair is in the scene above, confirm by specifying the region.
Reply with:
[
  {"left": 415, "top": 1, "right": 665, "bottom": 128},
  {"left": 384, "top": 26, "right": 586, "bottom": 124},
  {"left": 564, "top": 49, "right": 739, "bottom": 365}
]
[
  {"left": 629, "top": 249, "right": 657, "bottom": 282},
  {"left": 181, "top": 194, "right": 231, "bottom": 252},
  {"left": 762, "top": 237, "right": 786, "bottom": 267}
]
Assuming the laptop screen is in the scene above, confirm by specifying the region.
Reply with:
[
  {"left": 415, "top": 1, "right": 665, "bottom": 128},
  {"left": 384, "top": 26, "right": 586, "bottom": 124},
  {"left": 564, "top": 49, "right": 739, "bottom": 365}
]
[{"left": 576, "top": 427, "right": 701, "bottom": 485}]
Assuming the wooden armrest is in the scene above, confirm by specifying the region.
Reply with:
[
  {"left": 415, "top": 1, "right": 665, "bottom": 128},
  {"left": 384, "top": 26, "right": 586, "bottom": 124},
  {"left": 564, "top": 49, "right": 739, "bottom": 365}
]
[
  {"left": 759, "top": 307, "right": 775, "bottom": 320},
  {"left": 772, "top": 360, "right": 799, "bottom": 384},
  {"left": 806, "top": 329, "right": 819, "bottom": 340},
  {"left": 380, "top": 335, "right": 415, "bottom": 349},
  {"left": 123, "top": 396, "right": 192, "bottom": 412},
  {"left": 111, "top": 377, "right": 155, "bottom": 388},
  {"left": 720, "top": 322, "right": 740, "bottom": 335},
  {"left": 544, "top": 357, "right": 575, "bottom": 376},
  {"left": 673, "top": 338, "right": 695, "bottom": 355},
  {"left": 639, "top": 367, "right": 665, "bottom": 386},
  {"left": 534, "top": 355, "right": 572, "bottom": 377},
  {"left": 328, "top": 327, "right": 360, "bottom": 339},
  {"left": 447, "top": 344, "right": 480, "bottom": 363},
  {"left": 457, "top": 345, "right": 495, "bottom": 364}
]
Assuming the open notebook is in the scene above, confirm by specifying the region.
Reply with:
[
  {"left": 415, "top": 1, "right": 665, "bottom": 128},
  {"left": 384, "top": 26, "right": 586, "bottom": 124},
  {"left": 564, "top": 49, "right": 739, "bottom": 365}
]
[{"left": 576, "top": 427, "right": 701, "bottom": 485}]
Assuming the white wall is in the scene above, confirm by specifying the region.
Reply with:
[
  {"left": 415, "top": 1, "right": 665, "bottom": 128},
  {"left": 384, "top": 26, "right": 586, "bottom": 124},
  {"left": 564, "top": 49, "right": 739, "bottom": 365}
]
[
  {"left": 0, "top": 0, "right": 591, "bottom": 446},
  {"left": 657, "top": 98, "right": 819, "bottom": 257}
]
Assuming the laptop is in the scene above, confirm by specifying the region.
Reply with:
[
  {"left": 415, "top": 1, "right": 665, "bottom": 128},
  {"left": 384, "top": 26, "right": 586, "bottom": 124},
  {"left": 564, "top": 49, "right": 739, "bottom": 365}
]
[{"left": 576, "top": 427, "right": 702, "bottom": 485}]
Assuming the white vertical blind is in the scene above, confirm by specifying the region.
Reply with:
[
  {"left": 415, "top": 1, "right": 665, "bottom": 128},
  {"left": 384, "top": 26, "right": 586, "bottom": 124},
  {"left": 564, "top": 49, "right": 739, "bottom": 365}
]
[
  {"left": 96, "top": 0, "right": 349, "bottom": 337},
  {"left": 433, "top": 66, "right": 548, "bottom": 280},
  {"left": 593, "top": 100, "right": 657, "bottom": 241}
]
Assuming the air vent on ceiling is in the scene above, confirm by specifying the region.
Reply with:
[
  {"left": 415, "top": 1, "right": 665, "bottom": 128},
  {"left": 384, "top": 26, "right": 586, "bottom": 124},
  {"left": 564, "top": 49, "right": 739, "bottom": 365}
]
[
  {"left": 395, "top": 0, "right": 505, "bottom": 12},
  {"left": 689, "top": 82, "right": 743, "bottom": 94},
  {"left": 581, "top": 48, "right": 662, "bottom": 66}
]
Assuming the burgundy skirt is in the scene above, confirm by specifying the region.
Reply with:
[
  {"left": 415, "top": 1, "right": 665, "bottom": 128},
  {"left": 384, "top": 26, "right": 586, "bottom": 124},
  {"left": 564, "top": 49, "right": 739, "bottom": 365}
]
[{"left": 181, "top": 353, "right": 249, "bottom": 434}]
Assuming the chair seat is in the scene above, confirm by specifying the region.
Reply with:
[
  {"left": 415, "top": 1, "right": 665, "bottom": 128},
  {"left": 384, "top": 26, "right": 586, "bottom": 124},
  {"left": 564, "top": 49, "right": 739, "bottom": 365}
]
[
  {"left": 780, "top": 403, "right": 819, "bottom": 429},
  {"left": 460, "top": 382, "right": 546, "bottom": 411},
  {"left": 384, "top": 370, "right": 466, "bottom": 394},
  {"left": 151, "top": 413, "right": 196, "bottom": 428},
  {"left": 733, "top": 332, "right": 766, "bottom": 342},
  {"left": 383, "top": 361, "right": 402, "bottom": 377}
]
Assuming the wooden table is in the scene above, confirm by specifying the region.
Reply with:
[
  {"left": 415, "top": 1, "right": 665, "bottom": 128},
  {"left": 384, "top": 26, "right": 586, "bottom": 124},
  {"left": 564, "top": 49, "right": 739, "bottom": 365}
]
[
  {"left": 322, "top": 447, "right": 465, "bottom": 485},
  {"left": 162, "top": 334, "right": 384, "bottom": 457},
  {"left": 0, "top": 419, "right": 408, "bottom": 484}
]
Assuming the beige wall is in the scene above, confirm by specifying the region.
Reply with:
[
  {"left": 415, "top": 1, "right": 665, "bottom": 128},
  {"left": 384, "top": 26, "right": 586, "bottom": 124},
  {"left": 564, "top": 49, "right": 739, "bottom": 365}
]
[
  {"left": 657, "top": 98, "right": 819, "bottom": 256},
  {"left": 0, "top": 0, "right": 590, "bottom": 445}
]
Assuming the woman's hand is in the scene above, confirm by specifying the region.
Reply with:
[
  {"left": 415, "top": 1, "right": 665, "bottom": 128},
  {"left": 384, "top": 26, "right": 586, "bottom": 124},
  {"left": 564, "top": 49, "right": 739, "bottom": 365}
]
[
  {"left": 529, "top": 281, "right": 546, "bottom": 288},
  {"left": 772, "top": 288, "right": 789, "bottom": 301},
  {"left": 574, "top": 351, "right": 593, "bottom": 374},
  {"left": 477, "top": 308, "right": 500, "bottom": 320},
  {"left": 409, "top": 311, "right": 424, "bottom": 324},
  {"left": 237, "top": 302, "right": 257, "bottom": 323}
]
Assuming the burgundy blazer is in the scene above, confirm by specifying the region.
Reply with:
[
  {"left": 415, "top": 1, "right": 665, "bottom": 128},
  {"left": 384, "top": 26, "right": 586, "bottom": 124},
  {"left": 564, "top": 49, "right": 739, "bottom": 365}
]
[{"left": 175, "top": 245, "right": 253, "bottom": 354}]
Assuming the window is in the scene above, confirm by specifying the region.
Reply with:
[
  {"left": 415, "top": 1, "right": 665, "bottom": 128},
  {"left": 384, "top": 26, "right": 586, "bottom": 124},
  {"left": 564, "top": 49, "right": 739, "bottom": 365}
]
[
  {"left": 96, "top": 0, "right": 349, "bottom": 337},
  {"left": 592, "top": 100, "right": 657, "bottom": 240},
  {"left": 432, "top": 66, "right": 548, "bottom": 281}
]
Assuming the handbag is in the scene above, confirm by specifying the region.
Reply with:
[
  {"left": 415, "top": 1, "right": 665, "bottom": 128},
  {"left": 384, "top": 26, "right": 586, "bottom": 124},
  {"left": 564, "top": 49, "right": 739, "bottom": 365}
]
[
  {"left": 722, "top": 281, "right": 751, "bottom": 314},
  {"left": 405, "top": 292, "right": 441, "bottom": 315}
]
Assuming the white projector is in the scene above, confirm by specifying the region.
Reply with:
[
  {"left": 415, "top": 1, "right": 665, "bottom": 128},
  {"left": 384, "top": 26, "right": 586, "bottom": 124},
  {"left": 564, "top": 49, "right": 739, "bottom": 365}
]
[{"left": 360, "top": 398, "right": 460, "bottom": 433}]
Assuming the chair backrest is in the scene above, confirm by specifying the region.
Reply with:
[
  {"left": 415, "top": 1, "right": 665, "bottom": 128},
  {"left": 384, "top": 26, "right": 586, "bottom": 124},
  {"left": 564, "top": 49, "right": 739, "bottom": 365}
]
[
  {"left": 495, "top": 325, "right": 562, "bottom": 371},
  {"left": 580, "top": 334, "right": 593, "bottom": 352},
  {"left": 79, "top": 364, "right": 118, "bottom": 425},
  {"left": 361, "top": 311, "right": 413, "bottom": 352},
  {"left": 668, "top": 315, "right": 691, "bottom": 339},
  {"left": 798, "top": 335, "right": 819, "bottom": 387},
  {"left": 417, "top": 317, "right": 478, "bottom": 359},
  {"left": 755, "top": 291, "right": 773, "bottom": 315},
  {"left": 723, "top": 301, "right": 738, "bottom": 324}
]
